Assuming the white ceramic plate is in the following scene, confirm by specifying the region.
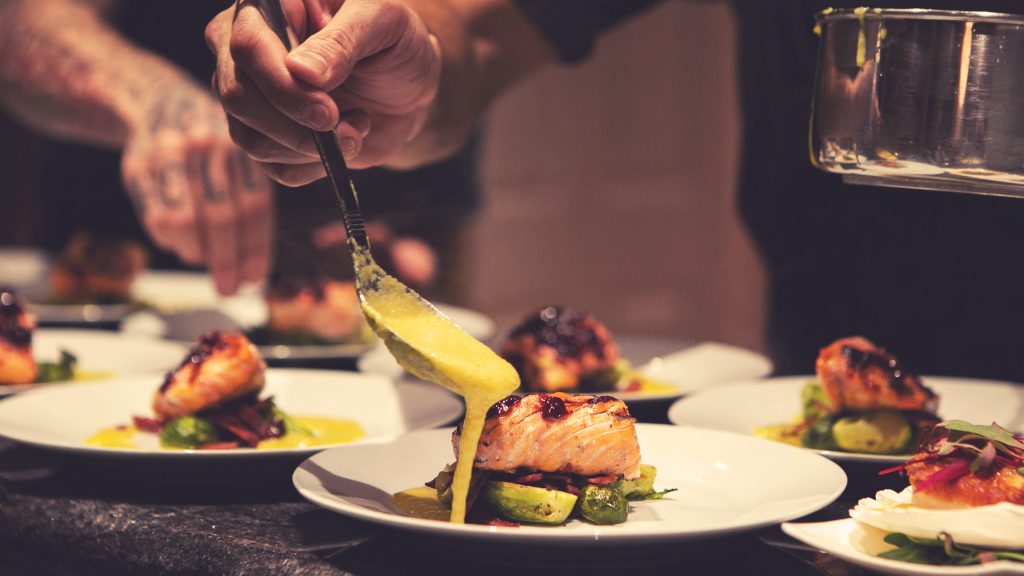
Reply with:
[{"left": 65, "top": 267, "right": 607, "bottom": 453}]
[
  {"left": 0, "top": 247, "right": 49, "bottom": 290},
  {"left": 123, "top": 301, "right": 496, "bottom": 361},
  {"left": 131, "top": 270, "right": 263, "bottom": 314},
  {"left": 0, "top": 329, "right": 188, "bottom": 395},
  {"left": 0, "top": 249, "right": 139, "bottom": 326},
  {"left": 0, "top": 368, "right": 462, "bottom": 459},
  {"left": 667, "top": 376, "right": 1024, "bottom": 463},
  {"left": 359, "top": 340, "right": 772, "bottom": 404},
  {"left": 630, "top": 342, "right": 773, "bottom": 400},
  {"left": 30, "top": 301, "right": 140, "bottom": 326},
  {"left": 292, "top": 424, "right": 847, "bottom": 545},
  {"left": 782, "top": 519, "right": 1024, "bottom": 576}
]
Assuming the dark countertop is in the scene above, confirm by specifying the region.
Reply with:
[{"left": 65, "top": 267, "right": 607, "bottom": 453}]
[{"left": 0, "top": 403, "right": 903, "bottom": 576}]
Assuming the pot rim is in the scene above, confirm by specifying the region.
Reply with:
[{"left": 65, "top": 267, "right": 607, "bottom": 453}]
[{"left": 815, "top": 8, "right": 1024, "bottom": 26}]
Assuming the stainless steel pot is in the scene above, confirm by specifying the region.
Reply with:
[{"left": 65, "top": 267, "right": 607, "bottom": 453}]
[{"left": 811, "top": 8, "right": 1024, "bottom": 197}]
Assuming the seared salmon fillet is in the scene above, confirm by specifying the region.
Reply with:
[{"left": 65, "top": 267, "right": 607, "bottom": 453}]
[
  {"left": 455, "top": 392, "right": 641, "bottom": 480},
  {"left": 816, "top": 336, "right": 937, "bottom": 414},
  {"left": 501, "top": 306, "right": 620, "bottom": 393}
]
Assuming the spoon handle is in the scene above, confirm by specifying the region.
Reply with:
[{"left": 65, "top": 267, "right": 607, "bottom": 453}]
[{"left": 248, "top": 0, "right": 369, "bottom": 250}]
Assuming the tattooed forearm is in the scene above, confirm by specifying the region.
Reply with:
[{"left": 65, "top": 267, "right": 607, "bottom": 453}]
[{"left": 0, "top": 0, "right": 208, "bottom": 148}]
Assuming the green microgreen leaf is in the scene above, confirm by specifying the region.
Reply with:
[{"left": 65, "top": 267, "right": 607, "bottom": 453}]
[
  {"left": 880, "top": 532, "right": 1024, "bottom": 566},
  {"left": 941, "top": 420, "right": 1023, "bottom": 449},
  {"left": 640, "top": 488, "right": 678, "bottom": 500},
  {"left": 995, "top": 551, "right": 1024, "bottom": 563}
]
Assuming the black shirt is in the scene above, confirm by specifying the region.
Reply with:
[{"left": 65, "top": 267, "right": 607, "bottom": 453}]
[{"left": 513, "top": 0, "right": 1024, "bottom": 381}]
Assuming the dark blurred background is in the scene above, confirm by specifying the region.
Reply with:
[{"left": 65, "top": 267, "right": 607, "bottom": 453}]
[{"left": 0, "top": 2, "right": 763, "bottom": 349}]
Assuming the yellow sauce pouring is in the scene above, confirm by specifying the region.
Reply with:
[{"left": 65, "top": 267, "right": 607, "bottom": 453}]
[{"left": 353, "top": 245, "right": 519, "bottom": 523}]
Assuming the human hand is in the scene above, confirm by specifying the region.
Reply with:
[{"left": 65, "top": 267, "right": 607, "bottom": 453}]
[
  {"left": 206, "top": 0, "right": 441, "bottom": 185},
  {"left": 120, "top": 83, "right": 274, "bottom": 295}
]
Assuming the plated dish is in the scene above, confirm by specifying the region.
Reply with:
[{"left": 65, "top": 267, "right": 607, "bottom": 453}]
[
  {"left": 293, "top": 423, "right": 847, "bottom": 544},
  {"left": 81, "top": 331, "right": 420, "bottom": 452},
  {"left": 256, "top": 273, "right": 373, "bottom": 348},
  {"left": 97, "top": 331, "right": 317, "bottom": 451},
  {"left": 1, "top": 288, "right": 185, "bottom": 394},
  {"left": 667, "top": 376, "right": 1024, "bottom": 463},
  {"left": 784, "top": 420, "right": 1024, "bottom": 575},
  {"left": 501, "top": 306, "right": 772, "bottom": 400},
  {"left": 47, "top": 232, "right": 146, "bottom": 306},
  {"left": 782, "top": 520, "right": 1024, "bottom": 576},
  {"left": 398, "top": 392, "right": 674, "bottom": 526},
  {"left": 0, "top": 366, "right": 461, "bottom": 458},
  {"left": 755, "top": 337, "right": 940, "bottom": 456},
  {"left": 360, "top": 338, "right": 771, "bottom": 404},
  {"left": 122, "top": 300, "right": 495, "bottom": 361},
  {"left": 28, "top": 233, "right": 146, "bottom": 326}
]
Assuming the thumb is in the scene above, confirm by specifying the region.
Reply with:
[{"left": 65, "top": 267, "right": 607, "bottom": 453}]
[{"left": 286, "top": 0, "right": 410, "bottom": 91}]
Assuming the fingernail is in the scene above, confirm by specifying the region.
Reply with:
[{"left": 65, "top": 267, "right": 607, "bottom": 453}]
[
  {"left": 291, "top": 51, "right": 328, "bottom": 79},
  {"left": 302, "top": 103, "right": 332, "bottom": 130},
  {"left": 339, "top": 137, "right": 357, "bottom": 159},
  {"left": 341, "top": 109, "right": 371, "bottom": 137}
]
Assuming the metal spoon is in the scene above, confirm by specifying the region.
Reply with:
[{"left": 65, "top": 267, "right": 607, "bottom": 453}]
[{"left": 249, "top": 0, "right": 515, "bottom": 399}]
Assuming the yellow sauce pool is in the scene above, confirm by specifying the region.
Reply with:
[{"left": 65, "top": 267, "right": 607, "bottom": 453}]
[
  {"left": 354, "top": 244, "right": 519, "bottom": 524},
  {"left": 86, "top": 425, "right": 138, "bottom": 448},
  {"left": 391, "top": 486, "right": 452, "bottom": 521},
  {"left": 256, "top": 417, "right": 364, "bottom": 449},
  {"left": 753, "top": 423, "right": 804, "bottom": 447},
  {"left": 85, "top": 416, "right": 364, "bottom": 450},
  {"left": 74, "top": 370, "right": 115, "bottom": 382},
  {"left": 635, "top": 376, "right": 676, "bottom": 395}
]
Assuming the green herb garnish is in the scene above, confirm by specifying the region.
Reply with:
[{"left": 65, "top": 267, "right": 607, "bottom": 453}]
[
  {"left": 639, "top": 488, "right": 678, "bottom": 500},
  {"left": 942, "top": 420, "right": 1024, "bottom": 449},
  {"left": 880, "top": 532, "right": 1024, "bottom": 566},
  {"left": 921, "top": 421, "right": 1024, "bottom": 478},
  {"left": 35, "top": 350, "right": 77, "bottom": 383}
]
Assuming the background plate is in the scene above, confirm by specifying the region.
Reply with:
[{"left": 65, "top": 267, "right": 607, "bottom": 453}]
[
  {"left": 0, "top": 368, "right": 462, "bottom": 459},
  {"left": 668, "top": 376, "right": 1024, "bottom": 463},
  {"left": 782, "top": 519, "right": 1024, "bottom": 576},
  {"left": 359, "top": 338, "right": 771, "bottom": 404},
  {"left": 0, "top": 329, "right": 187, "bottom": 395},
  {"left": 123, "top": 302, "right": 495, "bottom": 361}
]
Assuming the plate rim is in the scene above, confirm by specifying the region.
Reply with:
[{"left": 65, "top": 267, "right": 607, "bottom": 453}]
[
  {"left": 120, "top": 302, "right": 495, "bottom": 360},
  {"left": 667, "top": 374, "right": 1024, "bottom": 464},
  {"left": 292, "top": 423, "right": 848, "bottom": 545},
  {"left": 781, "top": 518, "right": 1024, "bottom": 575},
  {"left": 0, "top": 329, "right": 189, "bottom": 396},
  {"left": 625, "top": 341, "right": 773, "bottom": 402},
  {"left": 0, "top": 368, "right": 462, "bottom": 459},
  {"left": 30, "top": 300, "right": 140, "bottom": 324}
]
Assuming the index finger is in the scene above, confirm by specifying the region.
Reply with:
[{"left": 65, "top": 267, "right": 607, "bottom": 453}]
[
  {"left": 226, "top": 2, "right": 339, "bottom": 132},
  {"left": 188, "top": 143, "right": 242, "bottom": 295}
]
